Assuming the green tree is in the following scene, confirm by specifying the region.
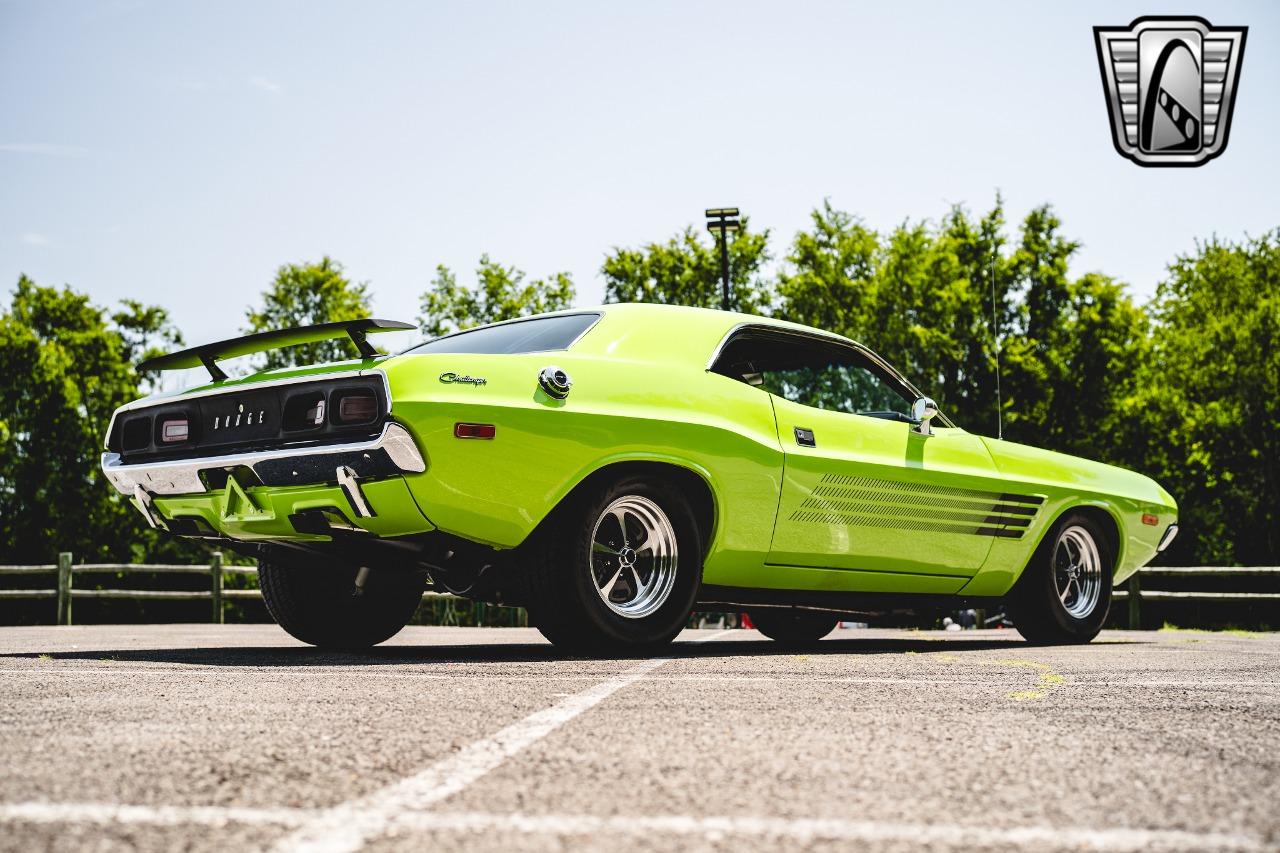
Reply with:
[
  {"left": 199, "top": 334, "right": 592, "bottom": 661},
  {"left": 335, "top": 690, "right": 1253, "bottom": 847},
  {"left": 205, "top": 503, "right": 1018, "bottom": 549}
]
[
  {"left": 1136, "top": 232, "right": 1280, "bottom": 565},
  {"left": 245, "top": 257, "right": 373, "bottom": 369},
  {"left": 996, "top": 209, "right": 1148, "bottom": 465},
  {"left": 0, "top": 276, "right": 186, "bottom": 564},
  {"left": 602, "top": 221, "right": 772, "bottom": 313},
  {"left": 777, "top": 199, "right": 1011, "bottom": 434},
  {"left": 776, "top": 200, "right": 879, "bottom": 337},
  {"left": 418, "top": 255, "right": 574, "bottom": 337}
]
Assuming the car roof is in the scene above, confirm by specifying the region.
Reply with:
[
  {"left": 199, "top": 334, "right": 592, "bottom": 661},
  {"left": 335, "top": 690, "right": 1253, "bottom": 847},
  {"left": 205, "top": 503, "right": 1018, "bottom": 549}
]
[{"left": 530, "top": 302, "right": 859, "bottom": 363}]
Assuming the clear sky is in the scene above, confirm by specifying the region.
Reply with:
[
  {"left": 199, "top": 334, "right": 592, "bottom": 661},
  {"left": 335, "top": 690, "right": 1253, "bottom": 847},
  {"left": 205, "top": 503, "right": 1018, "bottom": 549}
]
[{"left": 2, "top": 0, "right": 1277, "bottom": 351}]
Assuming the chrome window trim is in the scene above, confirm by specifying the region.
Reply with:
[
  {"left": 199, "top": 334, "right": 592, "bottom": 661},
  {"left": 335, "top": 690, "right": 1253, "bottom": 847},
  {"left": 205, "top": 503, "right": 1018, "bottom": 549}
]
[
  {"left": 704, "top": 322, "right": 957, "bottom": 429},
  {"left": 103, "top": 368, "right": 390, "bottom": 451},
  {"left": 399, "top": 311, "right": 604, "bottom": 356},
  {"left": 100, "top": 420, "right": 425, "bottom": 497}
]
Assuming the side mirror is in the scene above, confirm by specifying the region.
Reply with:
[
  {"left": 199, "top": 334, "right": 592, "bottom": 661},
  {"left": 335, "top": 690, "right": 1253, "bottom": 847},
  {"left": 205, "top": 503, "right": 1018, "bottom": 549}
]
[{"left": 911, "top": 396, "right": 938, "bottom": 436}]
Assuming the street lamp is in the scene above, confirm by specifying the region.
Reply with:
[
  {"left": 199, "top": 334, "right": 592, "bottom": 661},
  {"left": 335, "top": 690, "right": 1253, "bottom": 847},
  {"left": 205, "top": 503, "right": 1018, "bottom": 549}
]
[{"left": 705, "top": 207, "right": 740, "bottom": 311}]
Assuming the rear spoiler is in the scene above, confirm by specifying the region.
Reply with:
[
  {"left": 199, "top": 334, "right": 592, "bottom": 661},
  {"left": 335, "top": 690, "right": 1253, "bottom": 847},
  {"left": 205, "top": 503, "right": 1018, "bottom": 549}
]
[{"left": 138, "top": 318, "right": 416, "bottom": 382}]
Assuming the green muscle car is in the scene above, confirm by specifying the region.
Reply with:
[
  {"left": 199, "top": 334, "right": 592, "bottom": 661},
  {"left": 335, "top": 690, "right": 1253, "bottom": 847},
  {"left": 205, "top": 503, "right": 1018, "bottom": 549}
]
[{"left": 101, "top": 304, "right": 1178, "bottom": 650}]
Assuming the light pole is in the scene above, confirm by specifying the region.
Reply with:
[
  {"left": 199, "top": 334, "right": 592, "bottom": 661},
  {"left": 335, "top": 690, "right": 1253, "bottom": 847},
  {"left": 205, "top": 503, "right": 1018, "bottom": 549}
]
[{"left": 705, "top": 207, "right": 740, "bottom": 311}]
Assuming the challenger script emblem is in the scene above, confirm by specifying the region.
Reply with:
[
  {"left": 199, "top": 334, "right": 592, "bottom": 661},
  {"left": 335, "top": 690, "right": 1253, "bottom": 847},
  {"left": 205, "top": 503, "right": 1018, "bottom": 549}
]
[
  {"left": 1094, "top": 16, "right": 1247, "bottom": 167},
  {"left": 438, "top": 372, "right": 487, "bottom": 386}
]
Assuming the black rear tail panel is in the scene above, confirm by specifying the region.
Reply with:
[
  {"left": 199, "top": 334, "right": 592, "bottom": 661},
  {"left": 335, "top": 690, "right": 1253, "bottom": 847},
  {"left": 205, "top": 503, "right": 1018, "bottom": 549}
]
[{"left": 107, "top": 377, "right": 389, "bottom": 463}]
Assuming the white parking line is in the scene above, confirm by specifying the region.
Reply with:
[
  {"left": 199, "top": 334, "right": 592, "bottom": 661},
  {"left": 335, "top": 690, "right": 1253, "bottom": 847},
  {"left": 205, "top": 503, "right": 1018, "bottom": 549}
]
[
  {"left": 385, "top": 811, "right": 1269, "bottom": 852},
  {"left": 0, "top": 803, "right": 1265, "bottom": 852},
  {"left": 0, "top": 801, "right": 308, "bottom": 827},
  {"left": 272, "top": 631, "right": 730, "bottom": 853}
]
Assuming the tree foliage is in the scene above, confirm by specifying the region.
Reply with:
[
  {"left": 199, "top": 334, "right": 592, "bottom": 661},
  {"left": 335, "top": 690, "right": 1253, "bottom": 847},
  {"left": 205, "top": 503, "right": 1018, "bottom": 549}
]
[
  {"left": 1134, "top": 232, "right": 1279, "bottom": 565},
  {"left": 418, "top": 255, "right": 574, "bottom": 337},
  {"left": 245, "top": 257, "right": 373, "bottom": 369},
  {"left": 0, "top": 276, "right": 186, "bottom": 563},
  {"left": 602, "top": 221, "right": 772, "bottom": 314}
]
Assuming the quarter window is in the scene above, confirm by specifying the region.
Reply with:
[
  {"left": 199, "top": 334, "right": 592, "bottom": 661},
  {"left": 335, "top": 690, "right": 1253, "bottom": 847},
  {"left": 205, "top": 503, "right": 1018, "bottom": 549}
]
[{"left": 407, "top": 313, "right": 599, "bottom": 355}]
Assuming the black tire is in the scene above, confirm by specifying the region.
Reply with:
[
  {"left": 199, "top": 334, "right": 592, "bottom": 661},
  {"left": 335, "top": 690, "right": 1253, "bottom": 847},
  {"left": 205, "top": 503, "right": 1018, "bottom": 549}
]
[
  {"left": 521, "top": 474, "right": 702, "bottom": 654},
  {"left": 258, "top": 560, "right": 424, "bottom": 649},
  {"left": 749, "top": 608, "right": 839, "bottom": 646},
  {"left": 1007, "top": 511, "right": 1114, "bottom": 645}
]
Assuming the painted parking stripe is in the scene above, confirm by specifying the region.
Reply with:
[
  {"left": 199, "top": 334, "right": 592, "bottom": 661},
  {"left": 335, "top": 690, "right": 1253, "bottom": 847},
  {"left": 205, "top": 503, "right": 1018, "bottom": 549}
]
[
  {"left": 385, "top": 811, "right": 1268, "bottom": 852},
  {"left": 272, "top": 631, "right": 731, "bottom": 853},
  {"left": 0, "top": 801, "right": 308, "bottom": 827},
  {"left": 0, "top": 804, "right": 1265, "bottom": 851}
]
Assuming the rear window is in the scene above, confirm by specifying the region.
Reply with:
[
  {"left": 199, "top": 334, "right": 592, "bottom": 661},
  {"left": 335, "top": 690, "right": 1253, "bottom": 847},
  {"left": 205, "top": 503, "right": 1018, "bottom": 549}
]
[{"left": 407, "top": 313, "right": 600, "bottom": 355}]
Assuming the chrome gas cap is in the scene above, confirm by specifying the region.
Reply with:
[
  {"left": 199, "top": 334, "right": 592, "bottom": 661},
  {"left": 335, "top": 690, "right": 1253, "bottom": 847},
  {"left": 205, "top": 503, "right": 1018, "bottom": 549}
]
[{"left": 538, "top": 366, "right": 572, "bottom": 399}]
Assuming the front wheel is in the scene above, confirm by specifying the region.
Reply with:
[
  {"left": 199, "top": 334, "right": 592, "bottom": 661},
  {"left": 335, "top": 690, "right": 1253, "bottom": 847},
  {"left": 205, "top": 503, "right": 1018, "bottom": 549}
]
[
  {"left": 258, "top": 560, "right": 425, "bottom": 649},
  {"left": 1007, "top": 512, "right": 1113, "bottom": 645},
  {"left": 522, "top": 475, "right": 702, "bottom": 653},
  {"left": 749, "top": 608, "right": 839, "bottom": 646}
]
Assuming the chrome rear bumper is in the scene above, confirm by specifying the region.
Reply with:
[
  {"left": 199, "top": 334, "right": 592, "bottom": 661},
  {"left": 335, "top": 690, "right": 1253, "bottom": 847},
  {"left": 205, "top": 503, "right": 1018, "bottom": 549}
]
[{"left": 100, "top": 422, "right": 426, "bottom": 497}]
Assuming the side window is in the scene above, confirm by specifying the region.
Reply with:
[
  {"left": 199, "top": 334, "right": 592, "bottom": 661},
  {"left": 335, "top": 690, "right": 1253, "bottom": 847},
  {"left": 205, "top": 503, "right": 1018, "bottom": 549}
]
[{"left": 711, "top": 330, "right": 916, "bottom": 421}]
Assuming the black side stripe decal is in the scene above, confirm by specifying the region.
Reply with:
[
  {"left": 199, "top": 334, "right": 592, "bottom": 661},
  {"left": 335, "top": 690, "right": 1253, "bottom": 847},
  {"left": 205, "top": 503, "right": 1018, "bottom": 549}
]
[{"left": 792, "top": 474, "right": 1046, "bottom": 540}]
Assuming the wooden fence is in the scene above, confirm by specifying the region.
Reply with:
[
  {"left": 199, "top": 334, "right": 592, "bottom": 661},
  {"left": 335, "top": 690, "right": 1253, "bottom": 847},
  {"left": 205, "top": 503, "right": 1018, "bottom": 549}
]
[
  {"left": 1, "top": 557, "right": 1276, "bottom": 629},
  {"left": 0, "top": 552, "right": 488, "bottom": 626},
  {"left": 1114, "top": 566, "right": 1280, "bottom": 629}
]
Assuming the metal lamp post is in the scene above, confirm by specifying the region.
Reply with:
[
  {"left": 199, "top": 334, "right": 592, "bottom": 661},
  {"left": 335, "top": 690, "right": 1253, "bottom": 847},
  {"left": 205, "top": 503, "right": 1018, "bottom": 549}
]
[{"left": 705, "top": 207, "right": 740, "bottom": 311}]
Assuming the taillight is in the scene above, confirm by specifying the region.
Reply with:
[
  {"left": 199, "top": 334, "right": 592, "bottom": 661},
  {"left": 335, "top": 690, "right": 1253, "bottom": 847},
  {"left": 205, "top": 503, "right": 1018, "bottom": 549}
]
[
  {"left": 283, "top": 392, "right": 326, "bottom": 431},
  {"left": 160, "top": 418, "right": 190, "bottom": 443},
  {"left": 122, "top": 416, "right": 152, "bottom": 451},
  {"left": 332, "top": 389, "right": 378, "bottom": 425}
]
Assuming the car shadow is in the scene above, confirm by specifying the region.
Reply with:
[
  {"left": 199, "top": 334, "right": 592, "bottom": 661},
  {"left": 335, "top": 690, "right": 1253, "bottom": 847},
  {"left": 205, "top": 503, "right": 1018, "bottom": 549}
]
[{"left": 0, "top": 634, "right": 1138, "bottom": 667}]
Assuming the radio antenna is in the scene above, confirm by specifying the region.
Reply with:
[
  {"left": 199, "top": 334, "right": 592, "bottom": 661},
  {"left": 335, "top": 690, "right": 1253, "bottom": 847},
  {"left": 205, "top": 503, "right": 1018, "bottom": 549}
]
[{"left": 990, "top": 247, "right": 1003, "bottom": 440}]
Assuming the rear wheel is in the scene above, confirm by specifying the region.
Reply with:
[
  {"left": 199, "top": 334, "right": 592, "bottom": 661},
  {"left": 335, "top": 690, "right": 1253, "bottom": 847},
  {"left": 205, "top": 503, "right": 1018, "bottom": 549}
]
[
  {"left": 522, "top": 475, "right": 702, "bottom": 653},
  {"left": 1008, "top": 512, "right": 1113, "bottom": 645},
  {"left": 258, "top": 560, "right": 424, "bottom": 649},
  {"left": 749, "top": 608, "right": 839, "bottom": 646}
]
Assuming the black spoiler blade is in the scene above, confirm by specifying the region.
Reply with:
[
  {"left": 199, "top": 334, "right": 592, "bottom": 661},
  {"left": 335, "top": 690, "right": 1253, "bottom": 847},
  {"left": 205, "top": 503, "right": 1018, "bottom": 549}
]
[{"left": 138, "top": 318, "right": 416, "bottom": 382}]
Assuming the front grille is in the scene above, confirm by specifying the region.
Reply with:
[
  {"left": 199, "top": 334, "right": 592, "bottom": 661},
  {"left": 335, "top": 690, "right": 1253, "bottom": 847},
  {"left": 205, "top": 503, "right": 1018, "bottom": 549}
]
[{"left": 107, "top": 376, "right": 389, "bottom": 462}]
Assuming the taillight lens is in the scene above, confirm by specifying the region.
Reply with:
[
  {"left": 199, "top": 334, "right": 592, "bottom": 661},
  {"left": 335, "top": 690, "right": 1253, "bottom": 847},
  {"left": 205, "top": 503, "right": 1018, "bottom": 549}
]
[
  {"left": 283, "top": 392, "right": 326, "bottom": 431},
  {"left": 334, "top": 390, "right": 378, "bottom": 425},
  {"left": 160, "top": 418, "right": 189, "bottom": 443},
  {"left": 122, "top": 416, "right": 152, "bottom": 451}
]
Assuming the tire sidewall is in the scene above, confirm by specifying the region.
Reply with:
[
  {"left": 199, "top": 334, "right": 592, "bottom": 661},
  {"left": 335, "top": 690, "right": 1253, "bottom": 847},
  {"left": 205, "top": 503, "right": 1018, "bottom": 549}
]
[{"left": 563, "top": 475, "right": 702, "bottom": 648}]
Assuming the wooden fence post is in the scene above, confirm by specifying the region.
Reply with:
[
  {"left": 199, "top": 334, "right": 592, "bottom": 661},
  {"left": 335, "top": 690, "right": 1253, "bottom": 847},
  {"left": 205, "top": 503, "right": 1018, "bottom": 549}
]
[
  {"left": 56, "top": 552, "right": 72, "bottom": 626},
  {"left": 1127, "top": 574, "right": 1141, "bottom": 630},
  {"left": 210, "top": 551, "right": 224, "bottom": 624}
]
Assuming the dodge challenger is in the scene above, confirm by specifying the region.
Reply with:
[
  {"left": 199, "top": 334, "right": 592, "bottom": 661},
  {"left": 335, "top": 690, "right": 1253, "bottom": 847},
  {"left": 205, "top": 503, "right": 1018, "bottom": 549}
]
[{"left": 100, "top": 304, "right": 1179, "bottom": 650}]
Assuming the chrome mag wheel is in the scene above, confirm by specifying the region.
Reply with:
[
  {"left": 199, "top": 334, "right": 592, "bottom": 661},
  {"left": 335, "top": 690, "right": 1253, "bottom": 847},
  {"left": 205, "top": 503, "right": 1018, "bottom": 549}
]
[
  {"left": 589, "top": 494, "right": 679, "bottom": 619},
  {"left": 1053, "top": 525, "right": 1103, "bottom": 619}
]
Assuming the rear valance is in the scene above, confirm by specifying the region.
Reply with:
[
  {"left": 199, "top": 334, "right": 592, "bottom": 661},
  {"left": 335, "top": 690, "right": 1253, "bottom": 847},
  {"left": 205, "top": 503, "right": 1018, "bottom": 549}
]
[{"left": 139, "top": 319, "right": 415, "bottom": 381}]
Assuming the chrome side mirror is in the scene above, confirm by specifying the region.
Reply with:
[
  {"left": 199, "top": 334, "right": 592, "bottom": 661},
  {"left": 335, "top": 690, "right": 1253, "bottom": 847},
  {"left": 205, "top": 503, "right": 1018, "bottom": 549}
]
[{"left": 911, "top": 396, "right": 938, "bottom": 436}]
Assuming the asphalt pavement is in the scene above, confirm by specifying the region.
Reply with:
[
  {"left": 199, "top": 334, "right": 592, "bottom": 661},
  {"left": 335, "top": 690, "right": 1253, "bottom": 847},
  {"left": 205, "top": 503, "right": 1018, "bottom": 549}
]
[{"left": 0, "top": 624, "right": 1277, "bottom": 852}]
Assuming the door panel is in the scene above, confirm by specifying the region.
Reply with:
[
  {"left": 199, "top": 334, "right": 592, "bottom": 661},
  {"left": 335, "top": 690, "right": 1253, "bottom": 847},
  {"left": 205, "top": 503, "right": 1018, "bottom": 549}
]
[{"left": 767, "top": 397, "right": 1040, "bottom": 577}]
